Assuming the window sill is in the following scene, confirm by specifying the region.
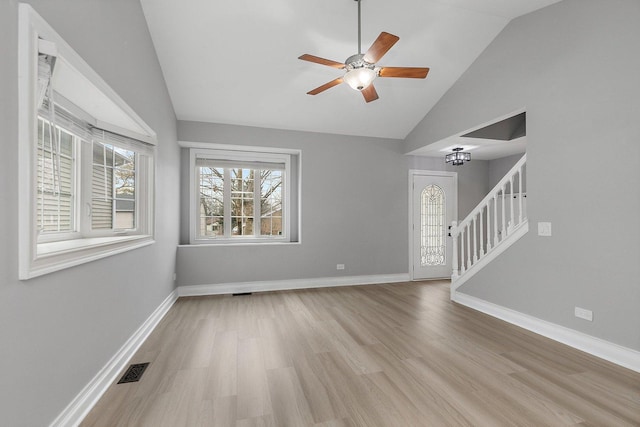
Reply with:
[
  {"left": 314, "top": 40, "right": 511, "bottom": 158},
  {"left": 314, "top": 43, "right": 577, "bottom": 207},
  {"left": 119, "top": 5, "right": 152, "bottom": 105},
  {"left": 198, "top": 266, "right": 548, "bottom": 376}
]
[
  {"left": 180, "top": 239, "right": 300, "bottom": 248},
  {"left": 21, "top": 234, "right": 154, "bottom": 280}
]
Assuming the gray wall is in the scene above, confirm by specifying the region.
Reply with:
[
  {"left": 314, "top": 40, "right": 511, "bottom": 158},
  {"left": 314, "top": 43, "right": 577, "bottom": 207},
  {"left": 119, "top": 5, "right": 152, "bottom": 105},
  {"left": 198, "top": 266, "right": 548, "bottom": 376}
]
[
  {"left": 488, "top": 153, "right": 524, "bottom": 189},
  {"left": 177, "top": 121, "right": 409, "bottom": 285},
  {"left": 0, "top": 1, "right": 180, "bottom": 426},
  {"left": 407, "top": 156, "right": 490, "bottom": 222},
  {"left": 406, "top": 0, "right": 640, "bottom": 351},
  {"left": 176, "top": 121, "right": 490, "bottom": 287}
]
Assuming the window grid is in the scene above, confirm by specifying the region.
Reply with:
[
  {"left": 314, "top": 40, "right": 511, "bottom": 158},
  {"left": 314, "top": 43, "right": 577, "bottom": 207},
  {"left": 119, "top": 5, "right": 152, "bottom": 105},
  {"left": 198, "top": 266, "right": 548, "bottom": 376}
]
[
  {"left": 91, "top": 142, "right": 137, "bottom": 231},
  {"left": 260, "top": 170, "right": 283, "bottom": 236},
  {"left": 230, "top": 168, "right": 255, "bottom": 236},
  {"left": 199, "top": 167, "right": 224, "bottom": 237},
  {"left": 197, "top": 165, "right": 285, "bottom": 240}
]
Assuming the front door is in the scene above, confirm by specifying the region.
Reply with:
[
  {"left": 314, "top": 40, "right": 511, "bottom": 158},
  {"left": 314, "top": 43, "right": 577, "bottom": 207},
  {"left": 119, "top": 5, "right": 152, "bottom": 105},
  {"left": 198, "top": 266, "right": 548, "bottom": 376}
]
[{"left": 411, "top": 173, "right": 456, "bottom": 280}]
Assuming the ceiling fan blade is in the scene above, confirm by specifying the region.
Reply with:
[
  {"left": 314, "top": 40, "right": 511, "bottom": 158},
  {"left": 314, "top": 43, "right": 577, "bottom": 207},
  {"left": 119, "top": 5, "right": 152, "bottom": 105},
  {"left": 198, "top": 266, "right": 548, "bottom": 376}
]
[
  {"left": 307, "top": 78, "right": 344, "bottom": 95},
  {"left": 361, "top": 84, "right": 379, "bottom": 103},
  {"left": 363, "top": 32, "right": 399, "bottom": 64},
  {"left": 379, "top": 67, "right": 430, "bottom": 79},
  {"left": 298, "top": 54, "right": 345, "bottom": 69}
]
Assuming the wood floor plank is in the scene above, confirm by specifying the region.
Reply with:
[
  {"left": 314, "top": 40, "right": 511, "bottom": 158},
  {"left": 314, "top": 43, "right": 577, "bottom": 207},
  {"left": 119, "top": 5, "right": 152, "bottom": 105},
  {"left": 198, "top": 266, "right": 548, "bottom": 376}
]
[
  {"left": 197, "top": 395, "right": 237, "bottom": 427},
  {"left": 292, "top": 355, "right": 348, "bottom": 424},
  {"left": 364, "top": 342, "right": 475, "bottom": 426},
  {"left": 204, "top": 330, "right": 238, "bottom": 398},
  {"left": 236, "top": 337, "right": 272, "bottom": 420},
  {"left": 265, "top": 366, "right": 315, "bottom": 426},
  {"left": 81, "top": 281, "right": 640, "bottom": 426}
]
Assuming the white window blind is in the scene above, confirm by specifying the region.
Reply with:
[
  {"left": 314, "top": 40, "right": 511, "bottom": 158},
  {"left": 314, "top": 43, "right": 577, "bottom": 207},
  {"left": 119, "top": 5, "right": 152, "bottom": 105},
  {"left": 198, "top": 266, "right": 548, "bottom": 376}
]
[{"left": 36, "top": 117, "right": 75, "bottom": 234}]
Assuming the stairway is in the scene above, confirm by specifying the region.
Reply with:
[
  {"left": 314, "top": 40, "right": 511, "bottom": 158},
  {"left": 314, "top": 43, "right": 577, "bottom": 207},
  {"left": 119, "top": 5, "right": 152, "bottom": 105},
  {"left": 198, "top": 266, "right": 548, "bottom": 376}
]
[{"left": 450, "top": 154, "right": 528, "bottom": 296}]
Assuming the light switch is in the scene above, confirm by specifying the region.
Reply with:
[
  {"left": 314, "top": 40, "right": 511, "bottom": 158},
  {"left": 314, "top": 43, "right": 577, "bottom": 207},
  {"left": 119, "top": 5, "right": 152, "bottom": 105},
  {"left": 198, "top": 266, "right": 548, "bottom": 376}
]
[{"left": 538, "top": 222, "right": 552, "bottom": 236}]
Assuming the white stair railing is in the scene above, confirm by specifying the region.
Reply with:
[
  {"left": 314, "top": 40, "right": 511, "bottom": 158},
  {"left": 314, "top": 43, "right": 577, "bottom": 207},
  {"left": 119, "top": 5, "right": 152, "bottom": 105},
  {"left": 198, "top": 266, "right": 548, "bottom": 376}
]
[{"left": 451, "top": 154, "right": 528, "bottom": 292}]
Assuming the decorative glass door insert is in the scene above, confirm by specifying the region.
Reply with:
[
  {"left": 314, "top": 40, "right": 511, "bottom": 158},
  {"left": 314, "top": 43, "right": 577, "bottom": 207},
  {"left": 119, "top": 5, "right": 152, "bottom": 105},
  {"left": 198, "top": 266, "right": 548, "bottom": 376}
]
[{"left": 420, "top": 184, "right": 445, "bottom": 266}]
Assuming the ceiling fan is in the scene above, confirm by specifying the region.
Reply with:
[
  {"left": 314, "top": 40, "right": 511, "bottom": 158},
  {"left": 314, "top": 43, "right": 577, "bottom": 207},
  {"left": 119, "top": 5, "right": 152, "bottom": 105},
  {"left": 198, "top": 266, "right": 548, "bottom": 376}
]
[{"left": 298, "top": 0, "right": 430, "bottom": 103}]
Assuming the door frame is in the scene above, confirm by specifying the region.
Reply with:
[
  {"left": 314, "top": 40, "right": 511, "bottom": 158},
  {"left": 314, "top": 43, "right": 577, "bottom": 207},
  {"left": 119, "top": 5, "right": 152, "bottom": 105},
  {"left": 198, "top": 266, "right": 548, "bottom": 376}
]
[{"left": 408, "top": 170, "right": 458, "bottom": 281}]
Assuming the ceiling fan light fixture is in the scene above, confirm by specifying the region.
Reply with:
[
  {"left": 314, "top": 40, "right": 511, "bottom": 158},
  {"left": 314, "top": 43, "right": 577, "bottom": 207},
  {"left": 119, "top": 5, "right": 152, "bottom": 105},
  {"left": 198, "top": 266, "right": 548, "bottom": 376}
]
[{"left": 343, "top": 67, "right": 377, "bottom": 91}]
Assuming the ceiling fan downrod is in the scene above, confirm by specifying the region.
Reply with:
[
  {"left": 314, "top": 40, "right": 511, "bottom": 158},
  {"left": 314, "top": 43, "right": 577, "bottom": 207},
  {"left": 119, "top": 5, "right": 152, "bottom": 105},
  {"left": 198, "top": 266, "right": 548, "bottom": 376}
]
[{"left": 356, "top": 0, "right": 362, "bottom": 55}]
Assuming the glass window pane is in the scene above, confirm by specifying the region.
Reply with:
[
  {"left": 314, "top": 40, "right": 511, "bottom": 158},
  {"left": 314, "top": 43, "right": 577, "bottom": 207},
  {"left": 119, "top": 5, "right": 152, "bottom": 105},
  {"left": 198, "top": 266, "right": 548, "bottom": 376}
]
[
  {"left": 42, "top": 120, "right": 51, "bottom": 150},
  {"left": 91, "top": 198, "right": 113, "bottom": 229},
  {"left": 260, "top": 169, "right": 283, "bottom": 236},
  {"left": 202, "top": 216, "right": 224, "bottom": 237},
  {"left": 195, "top": 162, "right": 288, "bottom": 240},
  {"left": 93, "top": 142, "right": 104, "bottom": 165},
  {"left": 114, "top": 146, "right": 135, "bottom": 167},
  {"left": 36, "top": 117, "right": 76, "bottom": 235},
  {"left": 115, "top": 199, "right": 135, "bottom": 229},
  {"left": 198, "top": 167, "right": 225, "bottom": 238},
  {"left": 231, "top": 217, "right": 241, "bottom": 235},
  {"left": 229, "top": 168, "right": 254, "bottom": 237},
  {"left": 231, "top": 217, "right": 253, "bottom": 236},
  {"left": 115, "top": 169, "right": 135, "bottom": 198},
  {"left": 92, "top": 165, "right": 113, "bottom": 199},
  {"left": 60, "top": 130, "right": 73, "bottom": 157},
  {"left": 93, "top": 142, "right": 114, "bottom": 166}
]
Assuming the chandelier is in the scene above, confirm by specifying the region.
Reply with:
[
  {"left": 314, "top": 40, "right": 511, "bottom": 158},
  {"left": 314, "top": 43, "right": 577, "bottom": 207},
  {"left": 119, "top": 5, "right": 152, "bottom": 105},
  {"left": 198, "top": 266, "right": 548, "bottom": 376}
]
[{"left": 445, "top": 147, "right": 471, "bottom": 166}]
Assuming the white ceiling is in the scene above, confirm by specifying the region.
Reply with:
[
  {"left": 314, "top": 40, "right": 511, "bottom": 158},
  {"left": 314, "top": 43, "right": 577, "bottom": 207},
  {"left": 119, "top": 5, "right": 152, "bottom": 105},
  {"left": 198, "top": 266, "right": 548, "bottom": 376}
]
[{"left": 140, "top": 0, "right": 560, "bottom": 143}]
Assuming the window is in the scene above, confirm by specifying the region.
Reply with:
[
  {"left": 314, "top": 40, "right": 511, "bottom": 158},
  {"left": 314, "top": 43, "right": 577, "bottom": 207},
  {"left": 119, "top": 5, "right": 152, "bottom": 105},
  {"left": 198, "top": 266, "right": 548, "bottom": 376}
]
[
  {"left": 19, "top": 5, "right": 156, "bottom": 279},
  {"left": 34, "top": 110, "right": 154, "bottom": 245},
  {"left": 189, "top": 147, "right": 300, "bottom": 244}
]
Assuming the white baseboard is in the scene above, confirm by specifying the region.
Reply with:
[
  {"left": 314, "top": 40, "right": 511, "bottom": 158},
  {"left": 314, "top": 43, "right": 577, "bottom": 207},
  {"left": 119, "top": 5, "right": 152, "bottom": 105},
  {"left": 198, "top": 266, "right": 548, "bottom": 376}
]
[
  {"left": 178, "top": 273, "right": 410, "bottom": 297},
  {"left": 49, "top": 290, "right": 179, "bottom": 427},
  {"left": 452, "top": 292, "right": 640, "bottom": 373}
]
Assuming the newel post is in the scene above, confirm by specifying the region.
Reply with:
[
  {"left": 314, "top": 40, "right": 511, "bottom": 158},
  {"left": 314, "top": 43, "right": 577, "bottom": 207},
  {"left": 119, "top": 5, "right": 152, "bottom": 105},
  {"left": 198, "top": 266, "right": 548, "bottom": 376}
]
[{"left": 451, "top": 221, "right": 458, "bottom": 280}]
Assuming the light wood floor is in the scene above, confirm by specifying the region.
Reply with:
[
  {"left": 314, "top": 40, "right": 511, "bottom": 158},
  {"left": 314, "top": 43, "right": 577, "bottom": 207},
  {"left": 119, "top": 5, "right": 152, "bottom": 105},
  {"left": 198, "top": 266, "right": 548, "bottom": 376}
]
[{"left": 82, "top": 281, "right": 640, "bottom": 426}]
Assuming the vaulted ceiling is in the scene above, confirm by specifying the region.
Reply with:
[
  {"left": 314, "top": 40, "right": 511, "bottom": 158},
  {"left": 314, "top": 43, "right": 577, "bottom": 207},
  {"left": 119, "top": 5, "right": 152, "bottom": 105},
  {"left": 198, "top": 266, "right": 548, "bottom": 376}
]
[{"left": 140, "top": 0, "right": 561, "bottom": 141}]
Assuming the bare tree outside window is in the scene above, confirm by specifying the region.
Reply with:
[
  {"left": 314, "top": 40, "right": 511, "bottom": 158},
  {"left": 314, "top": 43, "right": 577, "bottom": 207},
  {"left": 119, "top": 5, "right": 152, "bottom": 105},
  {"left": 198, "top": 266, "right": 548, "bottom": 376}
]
[{"left": 197, "top": 166, "right": 284, "bottom": 239}]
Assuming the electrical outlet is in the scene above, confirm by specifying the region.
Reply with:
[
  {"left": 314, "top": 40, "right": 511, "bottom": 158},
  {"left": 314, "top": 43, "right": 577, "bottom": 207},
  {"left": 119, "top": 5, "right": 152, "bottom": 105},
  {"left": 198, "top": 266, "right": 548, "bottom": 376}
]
[
  {"left": 336, "top": 264, "right": 345, "bottom": 270},
  {"left": 173, "top": 273, "right": 177, "bottom": 281},
  {"left": 538, "top": 222, "right": 552, "bottom": 236},
  {"left": 575, "top": 306, "right": 593, "bottom": 321}
]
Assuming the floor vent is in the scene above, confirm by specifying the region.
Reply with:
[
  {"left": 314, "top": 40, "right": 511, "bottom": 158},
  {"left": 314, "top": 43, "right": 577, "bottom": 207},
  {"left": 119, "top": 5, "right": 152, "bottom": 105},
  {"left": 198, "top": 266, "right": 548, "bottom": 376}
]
[
  {"left": 232, "top": 292, "right": 253, "bottom": 296},
  {"left": 117, "top": 362, "right": 150, "bottom": 384}
]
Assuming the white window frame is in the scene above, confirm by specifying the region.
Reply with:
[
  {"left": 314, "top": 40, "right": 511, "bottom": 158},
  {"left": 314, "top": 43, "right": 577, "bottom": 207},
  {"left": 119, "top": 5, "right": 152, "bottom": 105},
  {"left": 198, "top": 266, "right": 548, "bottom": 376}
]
[
  {"left": 188, "top": 145, "right": 300, "bottom": 245},
  {"left": 18, "top": 5, "right": 157, "bottom": 279}
]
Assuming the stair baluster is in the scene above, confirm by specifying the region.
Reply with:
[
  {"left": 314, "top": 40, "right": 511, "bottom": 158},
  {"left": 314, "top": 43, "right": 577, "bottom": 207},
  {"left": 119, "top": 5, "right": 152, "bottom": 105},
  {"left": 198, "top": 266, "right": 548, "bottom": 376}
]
[{"left": 450, "top": 154, "right": 528, "bottom": 295}]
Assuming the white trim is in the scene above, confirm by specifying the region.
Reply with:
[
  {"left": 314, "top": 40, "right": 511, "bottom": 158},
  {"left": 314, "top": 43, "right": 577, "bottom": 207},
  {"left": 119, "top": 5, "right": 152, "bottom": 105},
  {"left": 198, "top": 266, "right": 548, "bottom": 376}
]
[
  {"left": 26, "top": 236, "right": 154, "bottom": 280},
  {"left": 49, "top": 290, "right": 178, "bottom": 427},
  {"left": 178, "top": 273, "right": 410, "bottom": 297},
  {"left": 19, "top": 4, "right": 156, "bottom": 143},
  {"left": 179, "top": 140, "right": 301, "bottom": 155},
  {"left": 178, "top": 240, "right": 302, "bottom": 248},
  {"left": 188, "top": 147, "right": 299, "bottom": 245},
  {"left": 18, "top": 5, "right": 157, "bottom": 280},
  {"left": 453, "top": 107, "right": 527, "bottom": 140},
  {"left": 452, "top": 292, "right": 640, "bottom": 373},
  {"left": 451, "top": 220, "right": 528, "bottom": 292},
  {"left": 408, "top": 170, "right": 458, "bottom": 281},
  {"left": 405, "top": 107, "right": 527, "bottom": 157}
]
